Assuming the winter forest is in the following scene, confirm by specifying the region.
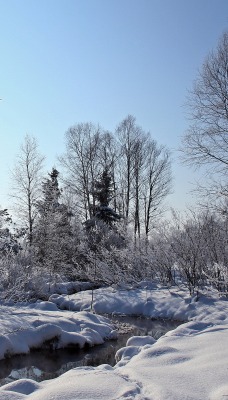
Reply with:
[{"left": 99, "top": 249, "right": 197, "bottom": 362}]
[{"left": 1, "top": 33, "right": 228, "bottom": 304}]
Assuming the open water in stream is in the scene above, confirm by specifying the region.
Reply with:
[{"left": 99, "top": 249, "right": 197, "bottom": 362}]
[{"left": 0, "top": 315, "right": 181, "bottom": 387}]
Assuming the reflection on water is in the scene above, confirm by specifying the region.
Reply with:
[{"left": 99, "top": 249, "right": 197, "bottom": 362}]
[{"left": 0, "top": 316, "right": 180, "bottom": 386}]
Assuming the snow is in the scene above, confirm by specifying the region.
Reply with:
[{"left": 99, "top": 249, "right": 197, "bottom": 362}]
[
  {"left": 44, "top": 281, "right": 94, "bottom": 295},
  {"left": 0, "top": 306, "right": 116, "bottom": 360},
  {"left": 0, "top": 283, "right": 228, "bottom": 399},
  {"left": 48, "top": 283, "right": 228, "bottom": 324}
]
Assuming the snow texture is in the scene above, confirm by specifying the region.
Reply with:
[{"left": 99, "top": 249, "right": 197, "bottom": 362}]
[
  {"left": 0, "top": 305, "right": 116, "bottom": 360},
  {"left": 0, "top": 283, "right": 228, "bottom": 399}
]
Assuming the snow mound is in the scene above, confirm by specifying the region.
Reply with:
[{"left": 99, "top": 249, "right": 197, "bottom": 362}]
[
  {"left": 1, "top": 369, "right": 142, "bottom": 400},
  {"left": 1, "top": 379, "right": 40, "bottom": 395},
  {"left": 126, "top": 335, "right": 156, "bottom": 347},
  {"left": 0, "top": 307, "right": 115, "bottom": 359}
]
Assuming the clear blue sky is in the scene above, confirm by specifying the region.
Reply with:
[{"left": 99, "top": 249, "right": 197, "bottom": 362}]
[{"left": 0, "top": 0, "right": 227, "bottom": 214}]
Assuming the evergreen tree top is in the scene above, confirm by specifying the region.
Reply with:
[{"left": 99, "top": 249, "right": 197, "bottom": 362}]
[
  {"left": 93, "top": 166, "right": 114, "bottom": 207},
  {"left": 49, "top": 168, "right": 59, "bottom": 180},
  {"left": 84, "top": 166, "right": 122, "bottom": 229}
]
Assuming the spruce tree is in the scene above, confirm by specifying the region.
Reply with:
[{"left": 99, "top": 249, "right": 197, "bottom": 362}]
[
  {"left": 33, "top": 168, "right": 73, "bottom": 274},
  {"left": 85, "top": 166, "right": 121, "bottom": 228},
  {"left": 83, "top": 167, "right": 125, "bottom": 286}
]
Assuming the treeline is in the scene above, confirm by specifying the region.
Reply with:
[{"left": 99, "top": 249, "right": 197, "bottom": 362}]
[
  {"left": 1, "top": 178, "right": 228, "bottom": 301},
  {"left": 0, "top": 114, "right": 227, "bottom": 302},
  {"left": 0, "top": 115, "right": 174, "bottom": 300}
]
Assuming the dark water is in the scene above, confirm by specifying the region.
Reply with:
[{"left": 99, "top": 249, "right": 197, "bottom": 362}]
[{"left": 0, "top": 316, "right": 180, "bottom": 386}]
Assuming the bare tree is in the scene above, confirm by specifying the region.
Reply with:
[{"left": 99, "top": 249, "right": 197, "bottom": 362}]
[
  {"left": 116, "top": 115, "right": 141, "bottom": 221},
  {"left": 59, "top": 123, "right": 102, "bottom": 220},
  {"left": 117, "top": 116, "right": 172, "bottom": 240},
  {"left": 10, "top": 134, "right": 45, "bottom": 245},
  {"left": 142, "top": 141, "right": 172, "bottom": 239},
  {"left": 181, "top": 32, "right": 228, "bottom": 205},
  {"left": 132, "top": 137, "right": 145, "bottom": 239}
]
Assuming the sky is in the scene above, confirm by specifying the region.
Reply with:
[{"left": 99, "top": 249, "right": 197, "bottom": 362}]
[{"left": 0, "top": 0, "right": 228, "bottom": 216}]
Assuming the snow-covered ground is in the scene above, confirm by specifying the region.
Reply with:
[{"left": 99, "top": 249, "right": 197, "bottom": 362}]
[
  {"left": 0, "top": 303, "right": 117, "bottom": 360},
  {"left": 0, "top": 283, "right": 228, "bottom": 399}
]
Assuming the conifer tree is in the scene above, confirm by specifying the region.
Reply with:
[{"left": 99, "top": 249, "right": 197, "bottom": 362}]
[
  {"left": 33, "top": 168, "right": 73, "bottom": 273},
  {"left": 85, "top": 166, "right": 121, "bottom": 229},
  {"left": 93, "top": 166, "right": 121, "bottom": 225}
]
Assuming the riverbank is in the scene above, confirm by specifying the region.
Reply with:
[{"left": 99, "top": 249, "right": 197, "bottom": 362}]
[{"left": 0, "top": 283, "right": 227, "bottom": 399}]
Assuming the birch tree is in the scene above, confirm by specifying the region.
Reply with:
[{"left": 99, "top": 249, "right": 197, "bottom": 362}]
[
  {"left": 116, "top": 115, "right": 141, "bottom": 221},
  {"left": 10, "top": 134, "right": 44, "bottom": 245},
  {"left": 143, "top": 140, "right": 172, "bottom": 239}
]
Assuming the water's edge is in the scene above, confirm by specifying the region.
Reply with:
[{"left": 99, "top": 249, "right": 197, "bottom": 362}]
[{"left": 0, "top": 315, "right": 181, "bottom": 386}]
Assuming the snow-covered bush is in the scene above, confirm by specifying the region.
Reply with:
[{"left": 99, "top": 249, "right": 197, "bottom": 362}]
[{"left": 149, "top": 210, "right": 228, "bottom": 295}]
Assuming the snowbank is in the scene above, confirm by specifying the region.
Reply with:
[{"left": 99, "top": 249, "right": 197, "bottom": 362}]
[
  {"left": 0, "top": 305, "right": 117, "bottom": 360},
  {"left": 49, "top": 283, "right": 228, "bottom": 324},
  {"left": 44, "top": 281, "right": 94, "bottom": 295},
  {"left": 0, "top": 284, "right": 228, "bottom": 399}
]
